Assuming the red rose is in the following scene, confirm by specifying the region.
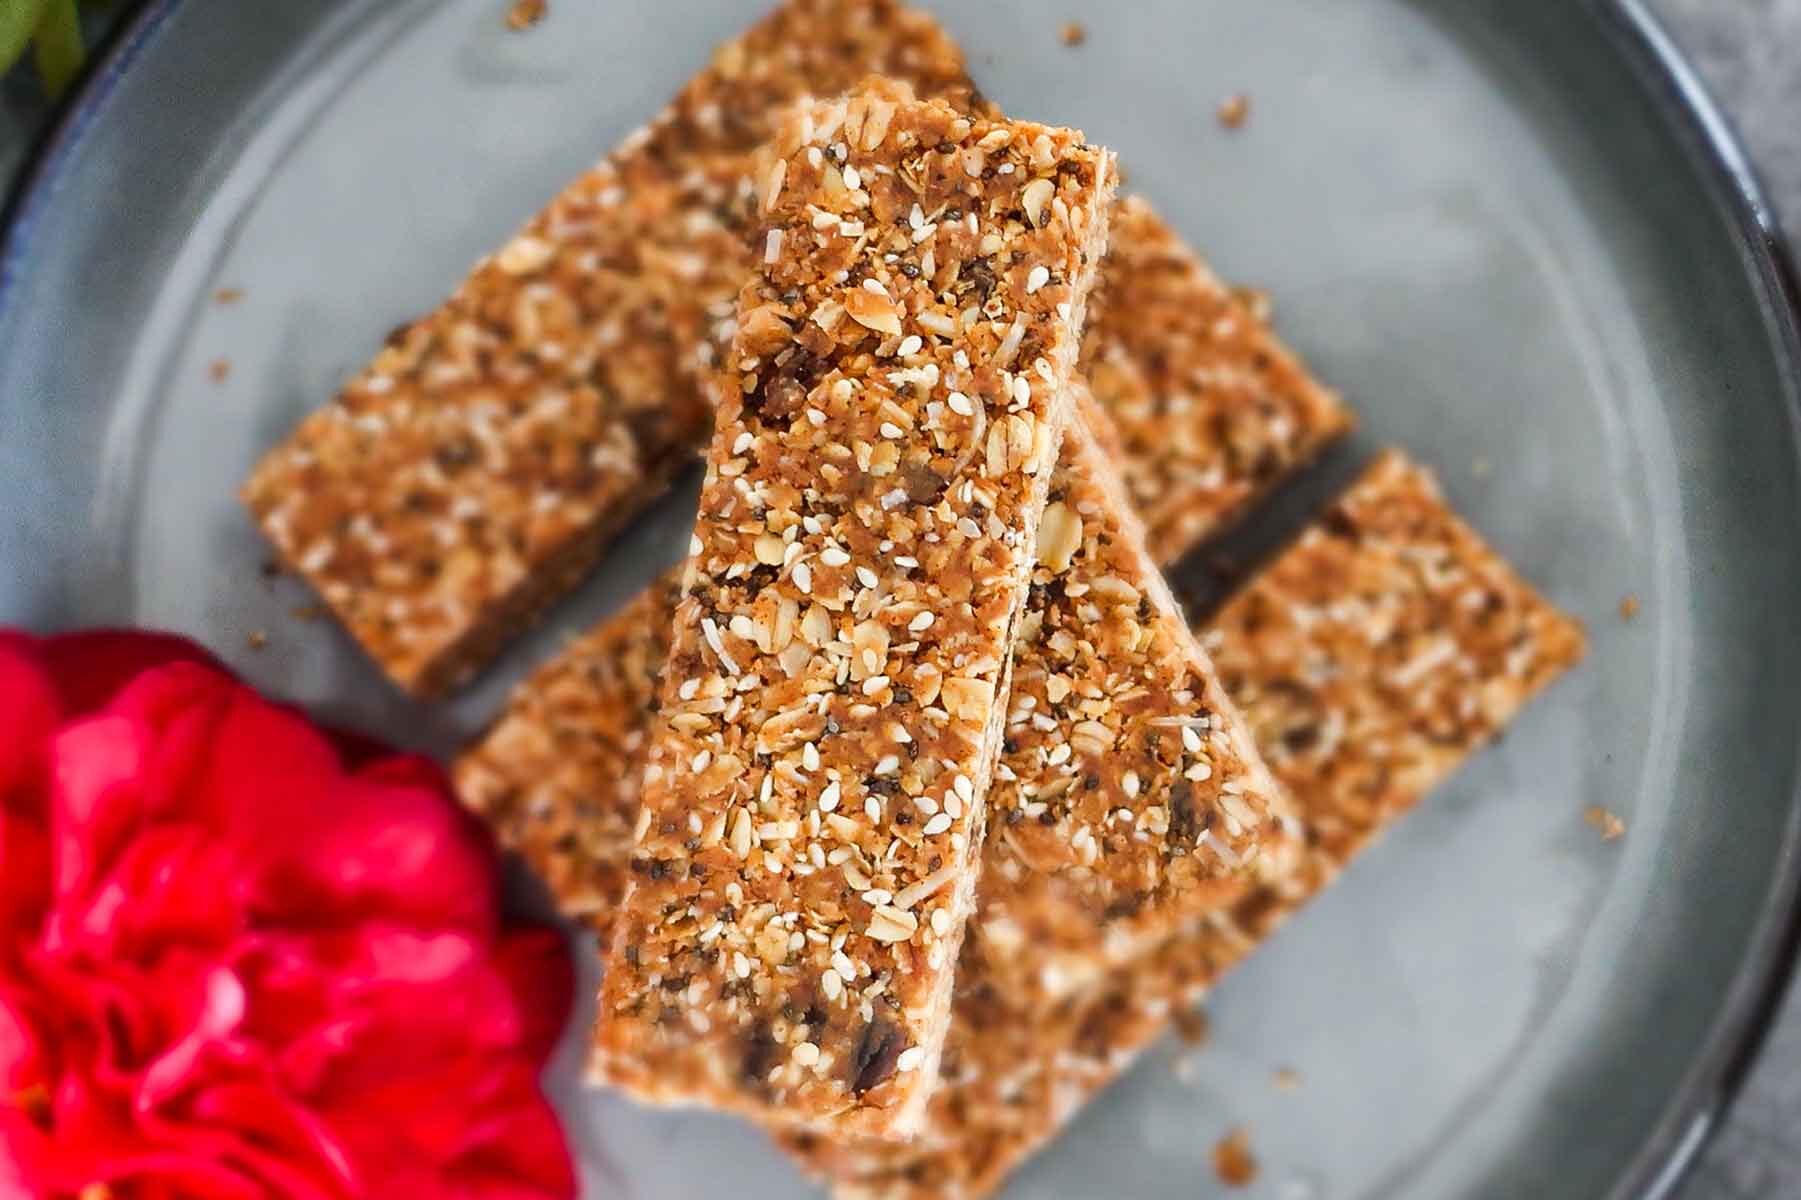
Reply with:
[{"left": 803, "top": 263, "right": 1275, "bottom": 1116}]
[{"left": 0, "top": 632, "right": 576, "bottom": 1200}]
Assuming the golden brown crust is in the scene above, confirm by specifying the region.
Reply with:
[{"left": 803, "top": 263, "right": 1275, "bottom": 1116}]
[{"left": 590, "top": 88, "right": 1116, "bottom": 1137}]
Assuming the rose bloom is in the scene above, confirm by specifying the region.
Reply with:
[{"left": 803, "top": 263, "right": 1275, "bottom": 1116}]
[{"left": 0, "top": 631, "right": 576, "bottom": 1199}]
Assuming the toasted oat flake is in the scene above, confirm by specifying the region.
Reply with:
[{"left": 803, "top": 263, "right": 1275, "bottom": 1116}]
[{"left": 590, "top": 84, "right": 1115, "bottom": 1138}]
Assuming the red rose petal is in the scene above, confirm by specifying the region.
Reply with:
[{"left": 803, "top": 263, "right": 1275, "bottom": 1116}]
[
  {"left": 0, "top": 630, "right": 577, "bottom": 1198},
  {"left": 37, "top": 630, "right": 224, "bottom": 716},
  {"left": 491, "top": 928, "right": 575, "bottom": 1061},
  {"left": 259, "top": 774, "right": 500, "bottom": 936},
  {"left": 0, "top": 639, "right": 58, "bottom": 799},
  {"left": 138, "top": 966, "right": 248, "bottom": 1109},
  {"left": 0, "top": 988, "right": 45, "bottom": 1092},
  {"left": 48, "top": 715, "right": 154, "bottom": 916}
]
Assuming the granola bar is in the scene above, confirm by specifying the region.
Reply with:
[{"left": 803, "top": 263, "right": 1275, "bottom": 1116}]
[
  {"left": 970, "top": 398, "right": 1279, "bottom": 1001},
  {"left": 244, "top": 0, "right": 1347, "bottom": 696},
  {"left": 781, "top": 450, "right": 1586, "bottom": 1197},
  {"left": 240, "top": 0, "right": 981, "bottom": 696},
  {"left": 589, "top": 88, "right": 1116, "bottom": 1136}
]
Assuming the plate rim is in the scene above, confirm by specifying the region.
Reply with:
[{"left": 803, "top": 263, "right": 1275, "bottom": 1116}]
[{"left": 3, "top": 1, "right": 1801, "bottom": 1196}]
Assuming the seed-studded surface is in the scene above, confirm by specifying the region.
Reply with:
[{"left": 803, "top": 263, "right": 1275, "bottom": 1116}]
[
  {"left": 456, "top": 405, "right": 1277, "bottom": 963},
  {"left": 590, "top": 89, "right": 1116, "bottom": 1136},
  {"left": 971, "top": 402, "right": 1278, "bottom": 1000},
  {"left": 1079, "top": 195, "right": 1352, "bottom": 565},
  {"left": 240, "top": 0, "right": 981, "bottom": 696},
  {"left": 454, "top": 573, "right": 685, "bottom": 946},
  {"left": 242, "top": 0, "right": 1347, "bottom": 697},
  {"left": 780, "top": 450, "right": 1586, "bottom": 1198}
]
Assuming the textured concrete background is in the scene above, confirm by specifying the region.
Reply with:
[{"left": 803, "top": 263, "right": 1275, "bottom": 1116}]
[{"left": 2, "top": 1, "right": 1800, "bottom": 1195}]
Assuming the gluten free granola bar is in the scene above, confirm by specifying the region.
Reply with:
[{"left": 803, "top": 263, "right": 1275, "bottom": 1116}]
[
  {"left": 589, "top": 88, "right": 1116, "bottom": 1136},
  {"left": 244, "top": 0, "right": 1346, "bottom": 696},
  {"left": 780, "top": 450, "right": 1586, "bottom": 1197}
]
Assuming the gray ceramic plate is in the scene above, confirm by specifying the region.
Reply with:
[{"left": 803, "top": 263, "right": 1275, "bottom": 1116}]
[{"left": 4, "top": 1, "right": 1801, "bottom": 1197}]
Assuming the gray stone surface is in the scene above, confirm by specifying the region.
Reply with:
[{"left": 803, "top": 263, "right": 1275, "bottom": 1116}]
[{"left": 1, "top": 1, "right": 1798, "bottom": 1196}]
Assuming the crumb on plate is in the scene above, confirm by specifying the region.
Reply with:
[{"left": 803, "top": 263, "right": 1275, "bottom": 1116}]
[
  {"left": 1218, "top": 92, "right": 1250, "bottom": 130},
  {"left": 1213, "top": 1127, "right": 1259, "bottom": 1188},
  {"left": 1172, "top": 1006, "right": 1211, "bottom": 1047},
  {"left": 1619, "top": 593, "right": 1640, "bottom": 621},
  {"left": 1585, "top": 805, "right": 1626, "bottom": 842},
  {"left": 213, "top": 287, "right": 244, "bottom": 305},
  {"left": 208, "top": 358, "right": 231, "bottom": 383},
  {"left": 505, "top": 0, "right": 546, "bottom": 31},
  {"left": 1060, "top": 20, "right": 1085, "bottom": 46}
]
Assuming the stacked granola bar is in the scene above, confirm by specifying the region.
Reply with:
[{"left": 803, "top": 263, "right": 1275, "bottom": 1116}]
[
  {"left": 244, "top": 0, "right": 1345, "bottom": 697},
  {"left": 591, "top": 86, "right": 1123, "bottom": 1135},
  {"left": 780, "top": 451, "right": 1585, "bottom": 1196},
  {"left": 244, "top": 0, "right": 1587, "bottom": 1192}
]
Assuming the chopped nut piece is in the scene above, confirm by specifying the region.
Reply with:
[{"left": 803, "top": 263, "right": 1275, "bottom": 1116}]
[
  {"left": 591, "top": 85, "right": 1115, "bottom": 1138},
  {"left": 1217, "top": 92, "right": 1251, "bottom": 130}
]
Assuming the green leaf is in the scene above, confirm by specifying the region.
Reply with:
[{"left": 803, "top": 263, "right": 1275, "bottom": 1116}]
[
  {"left": 31, "top": 0, "right": 83, "bottom": 96},
  {"left": 1, "top": 0, "right": 54, "bottom": 75}
]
